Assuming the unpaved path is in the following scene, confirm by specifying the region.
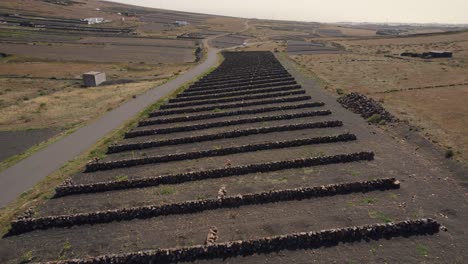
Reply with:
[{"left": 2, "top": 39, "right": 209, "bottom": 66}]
[{"left": 0, "top": 39, "right": 219, "bottom": 207}]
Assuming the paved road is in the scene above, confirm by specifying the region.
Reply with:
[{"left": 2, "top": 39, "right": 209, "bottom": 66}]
[{"left": 0, "top": 40, "right": 220, "bottom": 207}]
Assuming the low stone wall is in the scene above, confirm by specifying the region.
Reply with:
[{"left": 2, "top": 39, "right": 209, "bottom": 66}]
[
  {"left": 200, "top": 69, "right": 287, "bottom": 83},
  {"left": 181, "top": 83, "right": 299, "bottom": 97},
  {"left": 110, "top": 120, "right": 342, "bottom": 153},
  {"left": 186, "top": 80, "right": 298, "bottom": 94},
  {"left": 56, "top": 151, "right": 373, "bottom": 197},
  {"left": 190, "top": 73, "right": 291, "bottom": 89},
  {"left": 127, "top": 110, "right": 331, "bottom": 138},
  {"left": 188, "top": 76, "right": 294, "bottom": 90},
  {"left": 140, "top": 102, "right": 324, "bottom": 126},
  {"left": 88, "top": 133, "right": 355, "bottom": 172},
  {"left": 196, "top": 72, "right": 290, "bottom": 87},
  {"left": 8, "top": 178, "right": 397, "bottom": 236},
  {"left": 43, "top": 219, "right": 439, "bottom": 264},
  {"left": 172, "top": 85, "right": 301, "bottom": 103},
  {"left": 149, "top": 95, "right": 312, "bottom": 117},
  {"left": 160, "top": 90, "right": 305, "bottom": 110}
]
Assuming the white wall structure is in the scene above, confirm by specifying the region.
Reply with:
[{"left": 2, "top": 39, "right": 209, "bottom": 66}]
[
  {"left": 83, "top": 17, "right": 104, "bottom": 24},
  {"left": 83, "top": 71, "right": 106, "bottom": 87}
]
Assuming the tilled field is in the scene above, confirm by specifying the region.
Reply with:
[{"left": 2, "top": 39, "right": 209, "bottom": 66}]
[{"left": 0, "top": 51, "right": 466, "bottom": 263}]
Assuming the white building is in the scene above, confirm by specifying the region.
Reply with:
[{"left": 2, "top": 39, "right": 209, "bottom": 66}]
[
  {"left": 83, "top": 71, "right": 106, "bottom": 87},
  {"left": 175, "top": 20, "right": 189, "bottom": 26},
  {"left": 83, "top": 17, "right": 104, "bottom": 25}
]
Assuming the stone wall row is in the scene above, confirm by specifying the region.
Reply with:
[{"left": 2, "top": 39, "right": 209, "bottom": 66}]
[
  {"left": 55, "top": 151, "right": 374, "bottom": 197},
  {"left": 140, "top": 102, "right": 324, "bottom": 126},
  {"left": 172, "top": 85, "right": 301, "bottom": 103},
  {"left": 149, "top": 95, "right": 312, "bottom": 117},
  {"left": 88, "top": 133, "right": 355, "bottom": 172},
  {"left": 181, "top": 83, "right": 300, "bottom": 97},
  {"left": 109, "top": 120, "right": 341, "bottom": 153},
  {"left": 127, "top": 110, "right": 331, "bottom": 138},
  {"left": 189, "top": 75, "right": 294, "bottom": 90},
  {"left": 185, "top": 80, "right": 298, "bottom": 94},
  {"left": 200, "top": 69, "right": 287, "bottom": 82},
  {"left": 198, "top": 71, "right": 289, "bottom": 85},
  {"left": 189, "top": 73, "right": 292, "bottom": 89},
  {"left": 42, "top": 219, "right": 440, "bottom": 264},
  {"left": 160, "top": 90, "right": 305, "bottom": 110},
  {"left": 8, "top": 178, "right": 397, "bottom": 236}
]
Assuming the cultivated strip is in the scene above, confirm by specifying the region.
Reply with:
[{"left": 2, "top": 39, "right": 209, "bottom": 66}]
[
  {"left": 127, "top": 110, "right": 331, "bottom": 138},
  {"left": 42, "top": 219, "right": 440, "bottom": 264},
  {"left": 55, "top": 152, "right": 374, "bottom": 197},
  {"left": 188, "top": 76, "right": 295, "bottom": 90},
  {"left": 180, "top": 83, "right": 301, "bottom": 97},
  {"left": 149, "top": 95, "right": 312, "bottom": 117},
  {"left": 140, "top": 102, "right": 325, "bottom": 126},
  {"left": 8, "top": 178, "right": 398, "bottom": 235},
  {"left": 110, "top": 121, "right": 342, "bottom": 153},
  {"left": 88, "top": 133, "right": 356, "bottom": 171},
  {"left": 172, "top": 85, "right": 302, "bottom": 102},
  {"left": 160, "top": 90, "right": 306, "bottom": 110},
  {"left": 189, "top": 73, "right": 292, "bottom": 88},
  {"left": 200, "top": 69, "right": 287, "bottom": 82},
  {"left": 185, "top": 80, "right": 298, "bottom": 94}
]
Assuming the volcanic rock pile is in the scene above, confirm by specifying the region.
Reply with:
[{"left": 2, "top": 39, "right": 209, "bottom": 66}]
[{"left": 337, "top": 92, "right": 396, "bottom": 123}]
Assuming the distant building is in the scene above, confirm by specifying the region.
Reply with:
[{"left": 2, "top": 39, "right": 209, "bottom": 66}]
[
  {"left": 424, "top": 51, "right": 453, "bottom": 58},
  {"left": 83, "top": 17, "right": 104, "bottom": 25},
  {"left": 175, "top": 20, "right": 189, "bottom": 26},
  {"left": 83, "top": 71, "right": 106, "bottom": 87}
]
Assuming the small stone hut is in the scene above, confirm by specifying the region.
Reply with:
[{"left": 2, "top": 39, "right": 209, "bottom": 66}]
[{"left": 83, "top": 71, "right": 106, "bottom": 87}]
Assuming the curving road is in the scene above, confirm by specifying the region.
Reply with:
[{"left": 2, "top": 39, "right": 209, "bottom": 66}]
[{"left": 0, "top": 39, "right": 220, "bottom": 207}]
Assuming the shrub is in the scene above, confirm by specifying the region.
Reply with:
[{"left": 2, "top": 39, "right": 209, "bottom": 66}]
[
  {"left": 115, "top": 175, "right": 128, "bottom": 182},
  {"left": 445, "top": 150, "right": 454, "bottom": 159},
  {"left": 366, "top": 114, "right": 382, "bottom": 124}
]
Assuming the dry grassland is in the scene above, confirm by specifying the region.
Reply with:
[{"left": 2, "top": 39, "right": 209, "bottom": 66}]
[
  {"left": 0, "top": 80, "right": 166, "bottom": 131},
  {"left": 290, "top": 31, "right": 468, "bottom": 163},
  {"left": 0, "top": 59, "right": 190, "bottom": 131}
]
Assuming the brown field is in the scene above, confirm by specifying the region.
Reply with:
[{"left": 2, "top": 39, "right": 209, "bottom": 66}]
[
  {"left": 289, "top": 30, "right": 468, "bottom": 164},
  {"left": 0, "top": 43, "right": 195, "bottom": 64},
  {"left": 0, "top": 59, "right": 190, "bottom": 131}
]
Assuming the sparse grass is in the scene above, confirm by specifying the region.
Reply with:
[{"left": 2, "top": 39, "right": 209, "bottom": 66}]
[
  {"left": 336, "top": 88, "right": 344, "bottom": 95},
  {"left": 59, "top": 240, "right": 73, "bottom": 259},
  {"left": 212, "top": 108, "right": 224, "bottom": 113},
  {"left": 20, "top": 250, "right": 34, "bottom": 264},
  {"left": 159, "top": 186, "right": 176, "bottom": 195},
  {"left": 416, "top": 244, "right": 429, "bottom": 257},
  {"left": 270, "top": 176, "right": 288, "bottom": 184},
  {"left": 368, "top": 211, "right": 393, "bottom": 223},
  {"left": 115, "top": 175, "right": 129, "bottom": 182},
  {"left": 366, "top": 114, "right": 383, "bottom": 124},
  {"left": 361, "top": 197, "right": 377, "bottom": 204},
  {"left": 196, "top": 194, "right": 207, "bottom": 200}
]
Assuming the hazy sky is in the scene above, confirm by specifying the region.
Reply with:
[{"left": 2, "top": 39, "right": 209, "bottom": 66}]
[{"left": 109, "top": 0, "right": 468, "bottom": 24}]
